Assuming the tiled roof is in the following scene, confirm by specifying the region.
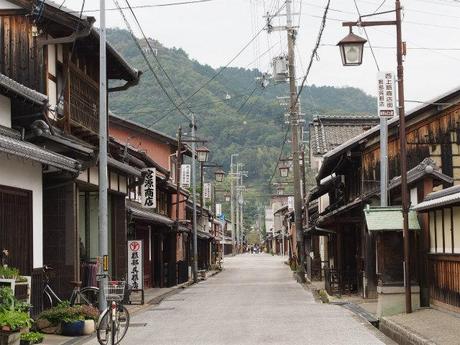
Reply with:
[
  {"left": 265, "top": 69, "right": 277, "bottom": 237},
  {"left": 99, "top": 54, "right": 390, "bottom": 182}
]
[
  {"left": 0, "top": 73, "right": 48, "bottom": 105},
  {"left": 0, "top": 130, "right": 80, "bottom": 173},
  {"left": 309, "top": 114, "right": 379, "bottom": 156},
  {"left": 414, "top": 185, "right": 460, "bottom": 212}
]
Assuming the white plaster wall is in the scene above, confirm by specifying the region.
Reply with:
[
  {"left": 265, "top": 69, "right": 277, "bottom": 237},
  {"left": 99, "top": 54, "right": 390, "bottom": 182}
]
[
  {"left": 0, "top": 152, "right": 42, "bottom": 268},
  {"left": 0, "top": 94, "right": 11, "bottom": 128}
]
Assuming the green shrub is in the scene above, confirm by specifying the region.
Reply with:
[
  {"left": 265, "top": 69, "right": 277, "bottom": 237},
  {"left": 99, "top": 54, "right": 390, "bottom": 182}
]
[
  {"left": 38, "top": 302, "right": 99, "bottom": 325},
  {"left": 0, "top": 267, "right": 19, "bottom": 280},
  {"left": 20, "top": 331, "right": 44, "bottom": 343},
  {"left": 0, "top": 310, "right": 32, "bottom": 331}
]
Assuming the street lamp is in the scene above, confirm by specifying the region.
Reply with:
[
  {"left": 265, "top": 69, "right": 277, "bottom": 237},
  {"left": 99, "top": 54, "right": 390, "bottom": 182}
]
[
  {"left": 279, "top": 163, "right": 290, "bottom": 178},
  {"left": 337, "top": 1, "right": 412, "bottom": 314},
  {"left": 337, "top": 28, "right": 367, "bottom": 66},
  {"left": 196, "top": 146, "right": 210, "bottom": 163},
  {"left": 224, "top": 192, "right": 231, "bottom": 202},
  {"left": 215, "top": 169, "right": 225, "bottom": 183}
]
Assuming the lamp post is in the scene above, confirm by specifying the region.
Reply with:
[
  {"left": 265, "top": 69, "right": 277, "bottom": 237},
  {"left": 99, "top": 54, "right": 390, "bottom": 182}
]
[
  {"left": 337, "top": 0, "right": 411, "bottom": 313},
  {"left": 279, "top": 163, "right": 290, "bottom": 178}
]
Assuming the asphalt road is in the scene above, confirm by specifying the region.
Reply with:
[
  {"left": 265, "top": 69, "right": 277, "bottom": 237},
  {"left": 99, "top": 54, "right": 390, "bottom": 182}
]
[{"left": 86, "top": 254, "right": 391, "bottom": 345}]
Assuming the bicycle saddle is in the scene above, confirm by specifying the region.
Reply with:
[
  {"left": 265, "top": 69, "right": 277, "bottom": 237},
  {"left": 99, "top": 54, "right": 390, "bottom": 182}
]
[{"left": 43, "top": 265, "right": 54, "bottom": 272}]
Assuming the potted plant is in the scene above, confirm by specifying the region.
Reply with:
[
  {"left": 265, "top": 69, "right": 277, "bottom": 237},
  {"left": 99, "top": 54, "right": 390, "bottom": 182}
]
[
  {"left": 78, "top": 305, "right": 99, "bottom": 335},
  {"left": 19, "top": 332, "right": 43, "bottom": 345},
  {"left": 37, "top": 302, "right": 84, "bottom": 336},
  {"left": 0, "top": 310, "right": 32, "bottom": 345}
]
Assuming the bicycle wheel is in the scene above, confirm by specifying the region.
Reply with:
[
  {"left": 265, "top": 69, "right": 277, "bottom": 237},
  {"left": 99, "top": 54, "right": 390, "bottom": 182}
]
[
  {"left": 96, "top": 305, "right": 130, "bottom": 345},
  {"left": 71, "top": 287, "right": 100, "bottom": 308}
]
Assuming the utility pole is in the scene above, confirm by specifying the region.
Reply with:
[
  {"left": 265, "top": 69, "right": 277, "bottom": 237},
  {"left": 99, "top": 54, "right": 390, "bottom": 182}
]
[
  {"left": 286, "top": 0, "right": 306, "bottom": 283},
  {"left": 175, "top": 127, "right": 182, "bottom": 229},
  {"left": 230, "top": 154, "right": 238, "bottom": 255},
  {"left": 191, "top": 114, "right": 198, "bottom": 283},
  {"left": 98, "top": 0, "right": 108, "bottom": 312},
  {"left": 236, "top": 163, "right": 240, "bottom": 254}
]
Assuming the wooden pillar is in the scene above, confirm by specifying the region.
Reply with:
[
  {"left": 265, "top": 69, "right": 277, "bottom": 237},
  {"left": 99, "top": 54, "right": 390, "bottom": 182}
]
[{"left": 419, "top": 178, "right": 433, "bottom": 307}]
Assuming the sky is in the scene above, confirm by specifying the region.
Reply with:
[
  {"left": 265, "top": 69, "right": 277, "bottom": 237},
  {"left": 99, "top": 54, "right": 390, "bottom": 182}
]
[{"left": 62, "top": 0, "right": 460, "bottom": 110}]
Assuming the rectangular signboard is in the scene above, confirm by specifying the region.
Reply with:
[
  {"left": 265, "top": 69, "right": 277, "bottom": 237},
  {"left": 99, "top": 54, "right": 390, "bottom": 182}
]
[
  {"left": 128, "top": 240, "right": 144, "bottom": 290},
  {"left": 181, "top": 164, "right": 191, "bottom": 188},
  {"left": 141, "top": 168, "right": 156, "bottom": 208},
  {"left": 377, "top": 72, "right": 396, "bottom": 118},
  {"left": 204, "top": 183, "right": 212, "bottom": 199},
  {"left": 216, "top": 203, "right": 222, "bottom": 217}
]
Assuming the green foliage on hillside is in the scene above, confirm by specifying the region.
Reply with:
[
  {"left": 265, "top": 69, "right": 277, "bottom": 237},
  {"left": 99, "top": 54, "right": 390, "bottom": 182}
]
[{"left": 107, "top": 28, "right": 376, "bottom": 224}]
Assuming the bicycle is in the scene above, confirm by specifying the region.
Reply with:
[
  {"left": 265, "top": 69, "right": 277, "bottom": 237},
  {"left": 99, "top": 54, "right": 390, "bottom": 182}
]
[
  {"left": 96, "top": 279, "right": 130, "bottom": 345},
  {"left": 42, "top": 265, "right": 99, "bottom": 309}
]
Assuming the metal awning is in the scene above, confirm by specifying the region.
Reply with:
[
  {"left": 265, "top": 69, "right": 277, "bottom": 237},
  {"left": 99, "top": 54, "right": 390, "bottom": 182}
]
[
  {"left": 107, "top": 157, "right": 142, "bottom": 178},
  {"left": 413, "top": 185, "right": 460, "bottom": 212},
  {"left": 304, "top": 226, "right": 336, "bottom": 236},
  {"left": 0, "top": 132, "right": 80, "bottom": 173},
  {"left": 127, "top": 201, "right": 174, "bottom": 227},
  {"left": 364, "top": 206, "right": 421, "bottom": 232},
  {"left": 197, "top": 230, "right": 213, "bottom": 240}
]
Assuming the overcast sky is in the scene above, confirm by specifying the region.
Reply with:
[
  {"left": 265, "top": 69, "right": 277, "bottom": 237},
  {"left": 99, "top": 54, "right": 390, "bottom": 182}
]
[{"left": 64, "top": 0, "right": 460, "bottom": 109}]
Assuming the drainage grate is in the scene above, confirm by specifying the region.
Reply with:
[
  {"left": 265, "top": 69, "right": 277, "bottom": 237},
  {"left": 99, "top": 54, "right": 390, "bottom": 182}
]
[
  {"left": 164, "top": 298, "right": 185, "bottom": 302},
  {"left": 130, "top": 323, "right": 148, "bottom": 327}
]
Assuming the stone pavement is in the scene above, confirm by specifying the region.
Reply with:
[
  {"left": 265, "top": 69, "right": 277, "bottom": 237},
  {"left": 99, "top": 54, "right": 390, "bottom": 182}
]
[
  {"left": 380, "top": 308, "right": 460, "bottom": 345},
  {"left": 82, "top": 254, "right": 394, "bottom": 345}
]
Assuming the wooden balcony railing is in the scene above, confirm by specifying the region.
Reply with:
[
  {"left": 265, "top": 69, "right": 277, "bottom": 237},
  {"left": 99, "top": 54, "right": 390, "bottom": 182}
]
[
  {"left": 68, "top": 62, "right": 99, "bottom": 134},
  {"left": 428, "top": 254, "right": 460, "bottom": 308}
]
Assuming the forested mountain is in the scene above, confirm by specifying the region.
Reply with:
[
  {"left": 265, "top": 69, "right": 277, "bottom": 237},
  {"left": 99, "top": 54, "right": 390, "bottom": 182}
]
[{"left": 107, "top": 28, "right": 376, "bottom": 219}]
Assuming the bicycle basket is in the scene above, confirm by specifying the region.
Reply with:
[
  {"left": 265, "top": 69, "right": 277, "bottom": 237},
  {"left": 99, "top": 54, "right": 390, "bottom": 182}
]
[{"left": 103, "top": 281, "right": 126, "bottom": 301}]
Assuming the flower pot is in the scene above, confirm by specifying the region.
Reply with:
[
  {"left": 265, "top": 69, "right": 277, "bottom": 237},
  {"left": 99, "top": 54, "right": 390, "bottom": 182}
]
[
  {"left": 0, "top": 331, "right": 21, "bottom": 345},
  {"left": 60, "top": 321, "right": 84, "bottom": 337},
  {"left": 82, "top": 320, "right": 95, "bottom": 335}
]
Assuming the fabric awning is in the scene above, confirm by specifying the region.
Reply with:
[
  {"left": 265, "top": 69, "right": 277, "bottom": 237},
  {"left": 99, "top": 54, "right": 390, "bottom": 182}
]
[
  {"left": 0, "top": 132, "right": 80, "bottom": 173},
  {"left": 364, "top": 206, "right": 420, "bottom": 232}
]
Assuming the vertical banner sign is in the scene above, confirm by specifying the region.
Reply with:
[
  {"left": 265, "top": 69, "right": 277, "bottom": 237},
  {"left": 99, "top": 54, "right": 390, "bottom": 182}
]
[
  {"left": 216, "top": 203, "right": 222, "bottom": 217},
  {"left": 128, "top": 240, "right": 144, "bottom": 290},
  {"left": 141, "top": 168, "right": 156, "bottom": 208},
  {"left": 288, "top": 196, "right": 294, "bottom": 211},
  {"left": 204, "top": 183, "right": 212, "bottom": 199},
  {"left": 377, "top": 72, "right": 396, "bottom": 118},
  {"left": 181, "top": 164, "right": 191, "bottom": 188}
]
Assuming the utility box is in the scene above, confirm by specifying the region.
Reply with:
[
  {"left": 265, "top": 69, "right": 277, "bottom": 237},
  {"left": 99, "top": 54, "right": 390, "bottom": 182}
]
[{"left": 272, "top": 56, "right": 289, "bottom": 83}]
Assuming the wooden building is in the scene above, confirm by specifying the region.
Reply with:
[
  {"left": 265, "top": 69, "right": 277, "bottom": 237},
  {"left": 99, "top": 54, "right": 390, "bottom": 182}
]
[
  {"left": 109, "top": 114, "right": 192, "bottom": 287},
  {"left": 309, "top": 87, "right": 460, "bottom": 315},
  {"left": 0, "top": 0, "right": 142, "bottom": 304}
]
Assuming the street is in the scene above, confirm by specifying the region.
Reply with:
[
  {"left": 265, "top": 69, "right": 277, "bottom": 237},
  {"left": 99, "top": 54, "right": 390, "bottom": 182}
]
[{"left": 86, "top": 254, "right": 392, "bottom": 345}]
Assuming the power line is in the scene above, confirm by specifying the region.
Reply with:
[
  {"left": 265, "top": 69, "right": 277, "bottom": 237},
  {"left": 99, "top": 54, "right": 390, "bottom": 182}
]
[
  {"left": 353, "top": 0, "right": 380, "bottom": 71},
  {"left": 294, "top": 0, "right": 330, "bottom": 110},
  {"left": 113, "top": 0, "right": 191, "bottom": 122},
  {"left": 123, "top": 0, "right": 194, "bottom": 118},
  {"left": 75, "top": 0, "right": 218, "bottom": 13},
  {"left": 268, "top": 127, "right": 290, "bottom": 186}
]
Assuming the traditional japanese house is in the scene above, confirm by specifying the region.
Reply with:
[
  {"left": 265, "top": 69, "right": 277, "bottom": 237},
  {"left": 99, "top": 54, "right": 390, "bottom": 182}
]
[
  {"left": 0, "top": 73, "right": 80, "bottom": 299},
  {"left": 109, "top": 114, "right": 192, "bottom": 287},
  {"left": 310, "top": 87, "right": 460, "bottom": 315},
  {"left": 0, "top": 0, "right": 142, "bottom": 302},
  {"left": 414, "top": 185, "right": 460, "bottom": 312},
  {"left": 306, "top": 114, "right": 379, "bottom": 281}
]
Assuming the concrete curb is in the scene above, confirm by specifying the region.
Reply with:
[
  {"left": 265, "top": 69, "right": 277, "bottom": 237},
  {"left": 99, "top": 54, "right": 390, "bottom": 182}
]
[{"left": 379, "top": 317, "right": 437, "bottom": 345}]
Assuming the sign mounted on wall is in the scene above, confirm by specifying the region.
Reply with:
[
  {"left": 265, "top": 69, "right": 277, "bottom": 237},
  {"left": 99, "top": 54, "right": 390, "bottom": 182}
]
[
  {"left": 181, "top": 164, "right": 191, "bottom": 188},
  {"left": 377, "top": 72, "right": 396, "bottom": 118},
  {"left": 128, "top": 240, "right": 144, "bottom": 291},
  {"left": 216, "top": 203, "right": 222, "bottom": 217},
  {"left": 288, "top": 196, "right": 294, "bottom": 211},
  {"left": 204, "top": 183, "right": 212, "bottom": 200},
  {"left": 141, "top": 168, "right": 156, "bottom": 208}
]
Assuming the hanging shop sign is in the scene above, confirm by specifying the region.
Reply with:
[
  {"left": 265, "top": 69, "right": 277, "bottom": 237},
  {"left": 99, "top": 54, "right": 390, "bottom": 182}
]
[
  {"left": 128, "top": 240, "right": 144, "bottom": 290},
  {"left": 141, "top": 168, "right": 156, "bottom": 208},
  {"left": 377, "top": 72, "right": 396, "bottom": 118},
  {"left": 204, "top": 183, "right": 212, "bottom": 199},
  {"left": 288, "top": 196, "right": 294, "bottom": 211},
  {"left": 216, "top": 203, "right": 222, "bottom": 217},
  {"left": 181, "top": 164, "right": 191, "bottom": 188}
]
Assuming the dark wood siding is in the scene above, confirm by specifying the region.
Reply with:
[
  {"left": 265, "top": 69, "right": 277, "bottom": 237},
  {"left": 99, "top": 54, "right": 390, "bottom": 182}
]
[
  {"left": 43, "top": 182, "right": 78, "bottom": 299},
  {"left": 0, "top": 185, "right": 32, "bottom": 275},
  {"left": 112, "top": 194, "right": 127, "bottom": 280}
]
